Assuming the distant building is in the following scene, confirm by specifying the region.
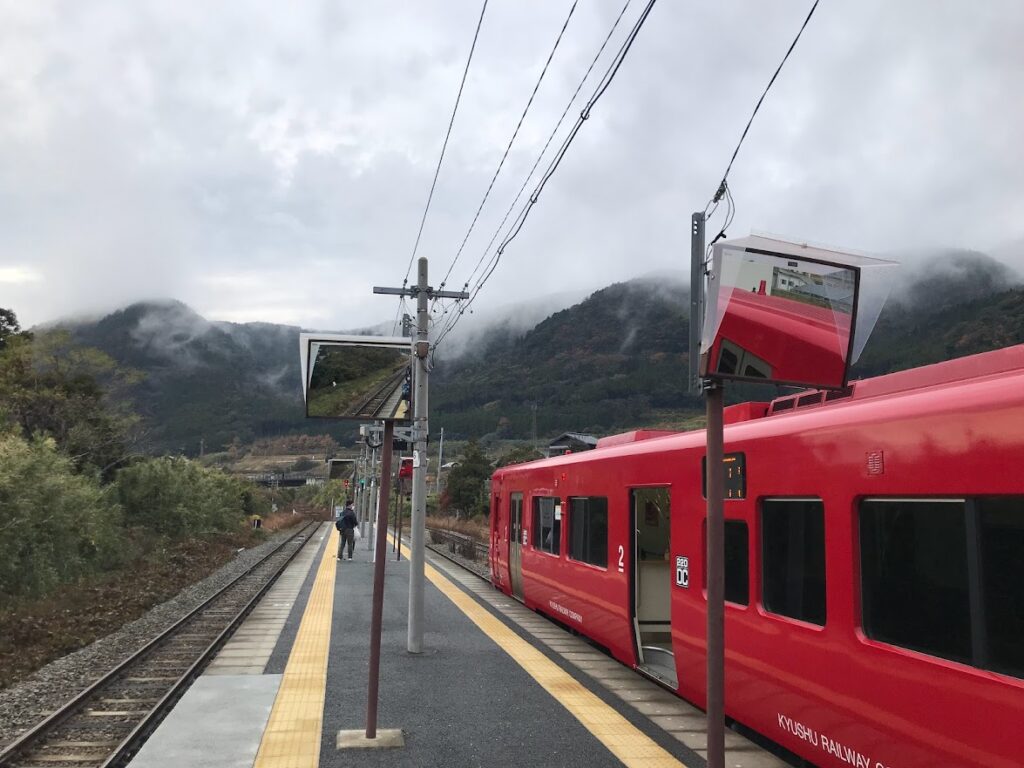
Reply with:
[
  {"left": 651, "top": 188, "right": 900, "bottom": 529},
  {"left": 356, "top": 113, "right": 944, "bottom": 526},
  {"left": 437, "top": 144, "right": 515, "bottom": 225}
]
[{"left": 547, "top": 432, "right": 598, "bottom": 457}]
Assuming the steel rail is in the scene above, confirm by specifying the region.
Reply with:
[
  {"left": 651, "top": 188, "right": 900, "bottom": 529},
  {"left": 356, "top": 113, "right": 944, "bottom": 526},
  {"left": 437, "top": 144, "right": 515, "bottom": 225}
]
[
  {"left": 0, "top": 520, "right": 320, "bottom": 768},
  {"left": 349, "top": 367, "right": 407, "bottom": 420}
]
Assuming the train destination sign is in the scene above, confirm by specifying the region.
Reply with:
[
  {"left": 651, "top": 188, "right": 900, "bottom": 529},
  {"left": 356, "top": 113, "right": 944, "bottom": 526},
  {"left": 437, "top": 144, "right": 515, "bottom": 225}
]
[
  {"left": 299, "top": 333, "right": 412, "bottom": 423},
  {"left": 700, "top": 235, "right": 895, "bottom": 390}
]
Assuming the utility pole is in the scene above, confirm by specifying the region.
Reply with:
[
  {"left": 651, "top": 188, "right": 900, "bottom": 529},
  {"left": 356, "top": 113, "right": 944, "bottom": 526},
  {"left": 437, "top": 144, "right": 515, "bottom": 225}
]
[{"left": 374, "top": 258, "right": 468, "bottom": 654}]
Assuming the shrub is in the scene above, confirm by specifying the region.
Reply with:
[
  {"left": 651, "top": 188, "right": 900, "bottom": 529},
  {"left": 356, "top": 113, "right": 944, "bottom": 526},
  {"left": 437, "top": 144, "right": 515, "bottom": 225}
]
[
  {"left": 0, "top": 433, "right": 124, "bottom": 598},
  {"left": 114, "top": 457, "right": 251, "bottom": 537}
]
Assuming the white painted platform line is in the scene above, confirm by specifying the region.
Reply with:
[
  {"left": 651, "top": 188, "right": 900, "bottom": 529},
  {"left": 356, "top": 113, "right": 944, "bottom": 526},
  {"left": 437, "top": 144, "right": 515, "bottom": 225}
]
[{"left": 206, "top": 524, "right": 328, "bottom": 676}]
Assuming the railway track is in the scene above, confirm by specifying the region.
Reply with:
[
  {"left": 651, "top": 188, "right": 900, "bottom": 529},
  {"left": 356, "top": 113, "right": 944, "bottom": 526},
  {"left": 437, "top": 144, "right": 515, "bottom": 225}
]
[
  {"left": 425, "top": 527, "right": 490, "bottom": 580},
  {"left": 351, "top": 367, "right": 407, "bottom": 419},
  {"left": 0, "top": 520, "right": 321, "bottom": 768}
]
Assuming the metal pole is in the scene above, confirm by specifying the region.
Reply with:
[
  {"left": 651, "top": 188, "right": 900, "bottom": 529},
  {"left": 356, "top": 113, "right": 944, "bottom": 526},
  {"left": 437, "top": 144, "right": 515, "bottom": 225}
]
[
  {"left": 408, "top": 257, "right": 429, "bottom": 653},
  {"left": 690, "top": 212, "right": 705, "bottom": 395},
  {"left": 365, "top": 420, "right": 395, "bottom": 740},
  {"left": 705, "top": 381, "right": 725, "bottom": 768},
  {"left": 367, "top": 445, "right": 377, "bottom": 551},
  {"left": 395, "top": 480, "right": 404, "bottom": 562},
  {"left": 434, "top": 427, "right": 444, "bottom": 496}
]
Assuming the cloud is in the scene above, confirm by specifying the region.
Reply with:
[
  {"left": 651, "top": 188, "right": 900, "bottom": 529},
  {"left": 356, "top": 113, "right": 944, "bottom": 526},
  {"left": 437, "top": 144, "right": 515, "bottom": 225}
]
[
  {"left": 0, "top": 266, "right": 43, "bottom": 284},
  {"left": 0, "top": 0, "right": 1021, "bottom": 336}
]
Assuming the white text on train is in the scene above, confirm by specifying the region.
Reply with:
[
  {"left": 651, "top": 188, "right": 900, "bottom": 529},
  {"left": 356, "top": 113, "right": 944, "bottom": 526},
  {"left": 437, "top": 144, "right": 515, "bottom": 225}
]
[
  {"left": 777, "top": 713, "right": 893, "bottom": 768},
  {"left": 548, "top": 600, "right": 582, "bottom": 624}
]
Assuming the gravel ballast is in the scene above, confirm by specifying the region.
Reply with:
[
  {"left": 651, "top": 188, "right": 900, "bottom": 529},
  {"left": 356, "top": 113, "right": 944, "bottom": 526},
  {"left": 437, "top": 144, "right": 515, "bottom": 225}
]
[{"left": 0, "top": 526, "right": 308, "bottom": 750}]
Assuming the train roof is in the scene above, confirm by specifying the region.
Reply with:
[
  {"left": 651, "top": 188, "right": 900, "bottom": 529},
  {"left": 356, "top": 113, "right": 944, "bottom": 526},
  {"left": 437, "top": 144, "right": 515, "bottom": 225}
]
[{"left": 493, "top": 343, "right": 1024, "bottom": 476}]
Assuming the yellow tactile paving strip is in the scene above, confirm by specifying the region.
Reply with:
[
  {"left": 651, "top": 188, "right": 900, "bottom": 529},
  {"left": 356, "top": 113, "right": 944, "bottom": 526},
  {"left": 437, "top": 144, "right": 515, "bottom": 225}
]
[
  {"left": 396, "top": 536, "right": 685, "bottom": 768},
  {"left": 252, "top": 527, "right": 338, "bottom": 768}
]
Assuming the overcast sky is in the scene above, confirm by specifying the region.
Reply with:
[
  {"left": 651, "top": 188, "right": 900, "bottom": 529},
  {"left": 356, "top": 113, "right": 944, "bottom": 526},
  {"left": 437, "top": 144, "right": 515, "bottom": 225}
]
[{"left": 1, "top": 1, "right": 1022, "bottom": 336}]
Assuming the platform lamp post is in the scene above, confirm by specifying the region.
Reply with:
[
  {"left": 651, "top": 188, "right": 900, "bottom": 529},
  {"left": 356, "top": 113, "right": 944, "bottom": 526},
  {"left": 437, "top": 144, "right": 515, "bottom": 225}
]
[
  {"left": 690, "top": 228, "right": 887, "bottom": 768},
  {"left": 300, "top": 332, "right": 415, "bottom": 749}
]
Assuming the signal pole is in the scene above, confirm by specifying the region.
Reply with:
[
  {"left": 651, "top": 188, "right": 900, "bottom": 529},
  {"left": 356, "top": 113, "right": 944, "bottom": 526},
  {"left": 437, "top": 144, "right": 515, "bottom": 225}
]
[{"left": 374, "top": 258, "right": 468, "bottom": 653}]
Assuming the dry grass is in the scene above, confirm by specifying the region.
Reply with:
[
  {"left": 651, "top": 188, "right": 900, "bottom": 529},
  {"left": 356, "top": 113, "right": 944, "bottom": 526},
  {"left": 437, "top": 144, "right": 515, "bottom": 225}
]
[{"left": 425, "top": 515, "right": 488, "bottom": 543}]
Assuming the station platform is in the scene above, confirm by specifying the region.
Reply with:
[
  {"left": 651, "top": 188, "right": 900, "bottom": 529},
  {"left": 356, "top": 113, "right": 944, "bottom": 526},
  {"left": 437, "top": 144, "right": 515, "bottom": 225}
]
[{"left": 128, "top": 522, "right": 786, "bottom": 768}]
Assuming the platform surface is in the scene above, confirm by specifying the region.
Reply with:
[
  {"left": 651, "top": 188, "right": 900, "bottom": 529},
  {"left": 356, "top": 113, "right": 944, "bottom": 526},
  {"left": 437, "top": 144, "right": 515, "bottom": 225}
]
[{"left": 129, "top": 522, "right": 785, "bottom": 768}]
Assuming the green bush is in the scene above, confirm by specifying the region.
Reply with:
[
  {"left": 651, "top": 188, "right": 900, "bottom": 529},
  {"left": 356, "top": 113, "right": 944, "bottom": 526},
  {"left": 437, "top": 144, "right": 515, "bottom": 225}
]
[
  {"left": 114, "top": 457, "right": 251, "bottom": 537},
  {"left": 0, "top": 433, "right": 124, "bottom": 599}
]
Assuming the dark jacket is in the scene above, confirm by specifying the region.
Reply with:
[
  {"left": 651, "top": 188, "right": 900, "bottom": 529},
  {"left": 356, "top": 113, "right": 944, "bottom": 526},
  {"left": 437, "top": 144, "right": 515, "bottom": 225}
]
[{"left": 336, "top": 508, "right": 358, "bottom": 531}]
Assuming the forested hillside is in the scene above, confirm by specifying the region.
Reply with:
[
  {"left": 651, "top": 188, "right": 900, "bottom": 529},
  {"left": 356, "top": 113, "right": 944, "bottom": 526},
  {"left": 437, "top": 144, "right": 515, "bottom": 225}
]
[{"left": 47, "top": 250, "right": 1023, "bottom": 450}]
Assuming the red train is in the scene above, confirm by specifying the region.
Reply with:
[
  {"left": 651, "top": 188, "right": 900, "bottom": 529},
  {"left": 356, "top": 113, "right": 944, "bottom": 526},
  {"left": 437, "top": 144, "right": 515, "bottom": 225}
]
[{"left": 489, "top": 344, "right": 1024, "bottom": 768}]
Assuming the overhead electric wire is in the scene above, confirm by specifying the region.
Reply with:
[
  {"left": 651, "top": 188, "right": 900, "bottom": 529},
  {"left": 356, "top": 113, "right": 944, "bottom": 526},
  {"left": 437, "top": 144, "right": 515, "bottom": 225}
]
[
  {"left": 457, "top": 0, "right": 635, "bottom": 294},
  {"left": 707, "top": 0, "right": 820, "bottom": 209},
  {"left": 435, "top": 0, "right": 580, "bottom": 295},
  {"left": 392, "top": 0, "right": 489, "bottom": 335},
  {"left": 433, "top": 0, "right": 659, "bottom": 352}
]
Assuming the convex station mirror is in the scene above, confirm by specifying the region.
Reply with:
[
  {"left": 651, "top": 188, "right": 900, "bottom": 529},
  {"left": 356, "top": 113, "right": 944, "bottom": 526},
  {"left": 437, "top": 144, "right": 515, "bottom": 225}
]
[
  {"left": 700, "top": 235, "right": 896, "bottom": 390},
  {"left": 300, "top": 333, "right": 412, "bottom": 422}
]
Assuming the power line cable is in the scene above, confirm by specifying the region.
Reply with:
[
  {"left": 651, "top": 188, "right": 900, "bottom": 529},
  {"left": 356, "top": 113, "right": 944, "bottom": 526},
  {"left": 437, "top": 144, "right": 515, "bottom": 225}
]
[
  {"left": 457, "top": 0, "right": 635, "bottom": 293},
  {"left": 436, "top": 0, "right": 580, "bottom": 295},
  {"left": 392, "top": 0, "right": 489, "bottom": 335},
  {"left": 707, "top": 0, "right": 820, "bottom": 208},
  {"left": 401, "top": 0, "right": 489, "bottom": 288},
  {"left": 434, "top": 0, "right": 659, "bottom": 351}
]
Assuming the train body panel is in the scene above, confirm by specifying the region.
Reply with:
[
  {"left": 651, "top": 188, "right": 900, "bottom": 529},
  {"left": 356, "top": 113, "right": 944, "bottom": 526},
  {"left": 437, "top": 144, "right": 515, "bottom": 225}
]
[{"left": 490, "top": 345, "right": 1024, "bottom": 767}]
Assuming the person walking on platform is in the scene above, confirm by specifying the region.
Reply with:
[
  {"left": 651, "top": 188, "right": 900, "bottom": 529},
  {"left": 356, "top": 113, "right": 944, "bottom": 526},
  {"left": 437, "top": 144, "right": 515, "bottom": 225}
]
[{"left": 336, "top": 500, "right": 358, "bottom": 560}]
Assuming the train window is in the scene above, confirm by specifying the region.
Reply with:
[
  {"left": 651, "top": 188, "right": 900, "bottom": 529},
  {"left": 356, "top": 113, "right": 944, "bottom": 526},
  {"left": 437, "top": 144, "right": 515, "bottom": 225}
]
[
  {"left": 762, "top": 499, "right": 826, "bottom": 625},
  {"left": 568, "top": 497, "right": 608, "bottom": 568},
  {"left": 704, "top": 520, "right": 750, "bottom": 605},
  {"left": 978, "top": 498, "right": 1024, "bottom": 677},
  {"left": 860, "top": 500, "right": 971, "bottom": 663},
  {"left": 533, "top": 497, "right": 561, "bottom": 556},
  {"left": 726, "top": 521, "right": 749, "bottom": 605},
  {"left": 510, "top": 493, "right": 523, "bottom": 544}
]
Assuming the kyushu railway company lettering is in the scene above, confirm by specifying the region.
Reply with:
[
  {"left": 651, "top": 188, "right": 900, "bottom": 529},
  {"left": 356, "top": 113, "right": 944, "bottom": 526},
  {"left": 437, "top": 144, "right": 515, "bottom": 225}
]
[
  {"left": 777, "top": 714, "right": 894, "bottom": 768},
  {"left": 548, "top": 600, "right": 583, "bottom": 625}
]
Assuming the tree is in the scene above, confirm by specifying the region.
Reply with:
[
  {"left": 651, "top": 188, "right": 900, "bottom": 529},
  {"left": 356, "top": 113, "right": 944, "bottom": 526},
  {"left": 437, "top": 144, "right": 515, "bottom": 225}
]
[
  {"left": 0, "top": 432, "right": 124, "bottom": 598},
  {"left": 0, "top": 329, "right": 143, "bottom": 478},
  {"left": 495, "top": 444, "right": 544, "bottom": 468},
  {"left": 0, "top": 307, "right": 27, "bottom": 351},
  {"left": 114, "top": 457, "right": 254, "bottom": 536},
  {"left": 444, "top": 441, "right": 492, "bottom": 518}
]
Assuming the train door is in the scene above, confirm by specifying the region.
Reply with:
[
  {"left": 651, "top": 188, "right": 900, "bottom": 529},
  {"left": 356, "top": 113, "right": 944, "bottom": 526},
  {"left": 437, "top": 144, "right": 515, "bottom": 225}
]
[
  {"left": 508, "top": 492, "right": 525, "bottom": 601},
  {"left": 630, "top": 487, "right": 677, "bottom": 687}
]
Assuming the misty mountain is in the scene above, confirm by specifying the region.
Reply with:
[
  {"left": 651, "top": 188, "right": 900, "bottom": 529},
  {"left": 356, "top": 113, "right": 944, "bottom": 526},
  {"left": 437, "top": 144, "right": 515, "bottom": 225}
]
[
  {"left": 63, "top": 301, "right": 311, "bottom": 452},
  {"left": 49, "top": 249, "right": 1024, "bottom": 452}
]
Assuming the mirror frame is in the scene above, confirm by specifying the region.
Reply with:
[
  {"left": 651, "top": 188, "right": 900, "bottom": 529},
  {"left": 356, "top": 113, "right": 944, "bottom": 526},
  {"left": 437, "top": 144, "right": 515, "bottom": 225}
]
[
  {"left": 700, "top": 241, "right": 862, "bottom": 390},
  {"left": 300, "top": 332, "right": 413, "bottom": 423}
]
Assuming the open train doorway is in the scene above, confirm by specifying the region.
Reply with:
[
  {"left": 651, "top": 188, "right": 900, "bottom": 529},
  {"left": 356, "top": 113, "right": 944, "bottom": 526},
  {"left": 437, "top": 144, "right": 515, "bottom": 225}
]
[{"left": 630, "top": 487, "right": 676, "bottom": 687}]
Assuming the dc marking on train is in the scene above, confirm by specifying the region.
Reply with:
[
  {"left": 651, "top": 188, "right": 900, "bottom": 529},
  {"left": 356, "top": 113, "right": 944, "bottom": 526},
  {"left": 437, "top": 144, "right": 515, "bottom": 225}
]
[{"left": 675, "top": 556, "right": 689, "bottom": 588}]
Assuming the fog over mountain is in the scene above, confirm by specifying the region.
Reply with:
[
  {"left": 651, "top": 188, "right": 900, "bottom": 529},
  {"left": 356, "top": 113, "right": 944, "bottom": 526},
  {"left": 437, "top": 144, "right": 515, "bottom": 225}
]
[{"left": 39, "top": 249, "right": 1024, "bottom": 451}]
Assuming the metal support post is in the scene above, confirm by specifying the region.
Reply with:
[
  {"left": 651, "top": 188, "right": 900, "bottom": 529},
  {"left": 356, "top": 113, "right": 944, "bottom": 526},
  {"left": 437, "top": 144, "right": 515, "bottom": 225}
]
[
  {"left": 434, "top": 427, "right": 444, "bottom": 495},
  {"left": 690, "top": 212, "right": 705, "bottom": 395},
  {"left": 408, "top": 257, "right": 430, "bottom": 653},
  {"left": 366, "top": 446, "right": 378, "bottom": 551},
  {"left": 375, "top": 263, "right": 467, "bottom": 654},
  {"left": 705, "top": 381, "right": 725, "bottom": 768},
  {"left": 365, "top": 420, "right": 395, "bottom": 739}
]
